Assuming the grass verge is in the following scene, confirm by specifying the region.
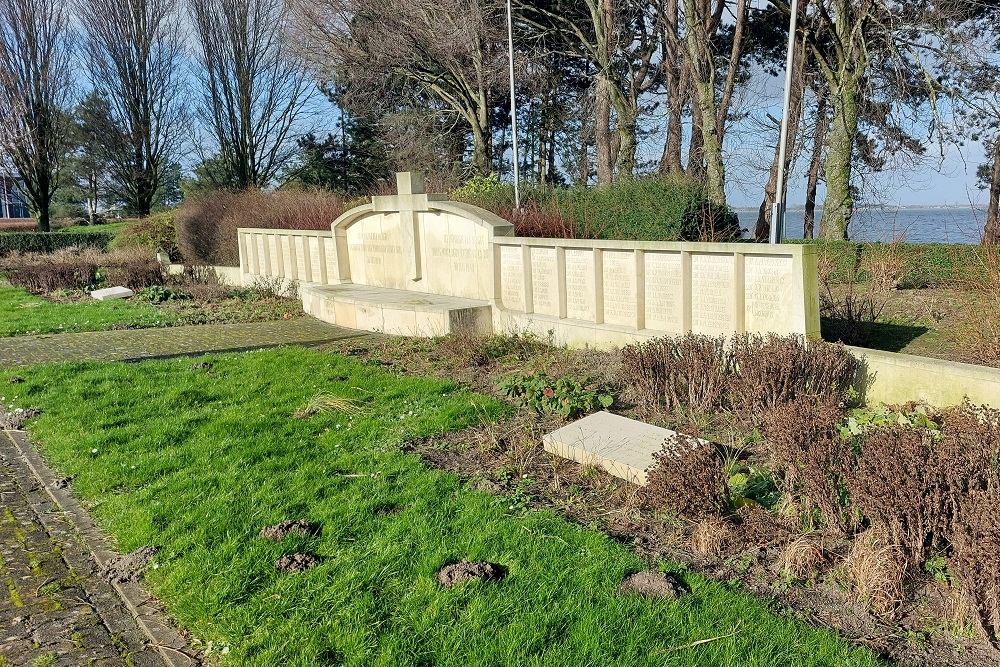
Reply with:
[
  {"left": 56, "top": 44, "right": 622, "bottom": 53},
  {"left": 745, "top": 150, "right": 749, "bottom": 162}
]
[
  {"left": 6, "top": 347, "right": 884, "bottom": 666},
  {"left": 0, "top": 283, "right": 175, "bottom": 336}
]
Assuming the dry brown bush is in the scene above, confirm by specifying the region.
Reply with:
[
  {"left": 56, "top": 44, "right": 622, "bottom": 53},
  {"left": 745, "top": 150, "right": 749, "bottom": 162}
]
[
  {"left": 645, "top": 435, "right": 729, "bottom": 520},
  {"left": 762, "top": 395, "right": 849, "bottom": 532},
  {"left": 620, "top": 335, "right": 730, "bottom": 414},
  {"left": 101, "top": 247, "right": 165, "bottom": 289},
  {"left": 843, "top": 425, "right": 944, "bottom": 565},
  {"left": 844, "top": 527, "right": 907, "bottom": 617},
  {"left": 728, "top": 334, "right": 860, "bottom": 420},
  {"left": 0, "top": 247, "right": 102, "bottom": 292},
  {"left": 620, "top": 334, "right": 859, "bottom": 425},
  {"left": 951, "top": 489, "right": 1000, "bottom": 646},
  {"left": 175, "top": 188, "right": 347, "bottom": 266}
]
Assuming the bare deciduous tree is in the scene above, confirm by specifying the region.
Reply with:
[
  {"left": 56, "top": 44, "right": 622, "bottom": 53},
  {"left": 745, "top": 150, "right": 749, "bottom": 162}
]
[
  {"left": 76, "top": 0, "right": 186, "bottom": 216},
  {"left": 0, "top": 0, "right": 72, "bottom": 231},
  {"left": 291, "top": 0, "right": 505, "bottom": 177},
  {"left": 189, "top": 0, "right": 311, "bottom": 188}
]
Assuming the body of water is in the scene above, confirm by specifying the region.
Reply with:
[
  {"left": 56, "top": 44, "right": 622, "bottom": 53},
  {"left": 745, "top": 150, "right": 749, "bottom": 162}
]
[{"left": 735, "top": 206, "right": 988, "bottom": 244}]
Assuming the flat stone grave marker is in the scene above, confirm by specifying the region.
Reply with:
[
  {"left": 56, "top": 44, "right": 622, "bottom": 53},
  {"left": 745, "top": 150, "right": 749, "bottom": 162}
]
[
  {"left": 91, "top": 286, "right": 134, "bottom": 301},
  {"left": 542, "top": 411, "right": 707, "bottom": 485}
]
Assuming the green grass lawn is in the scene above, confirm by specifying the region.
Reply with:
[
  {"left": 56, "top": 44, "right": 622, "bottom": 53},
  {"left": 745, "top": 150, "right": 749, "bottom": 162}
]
[
  {"left": 0, "top": 283, "right": 176, "bottom": 336},
  {"left": 5, "top": 347, "right": 884, "bottom": 666}
]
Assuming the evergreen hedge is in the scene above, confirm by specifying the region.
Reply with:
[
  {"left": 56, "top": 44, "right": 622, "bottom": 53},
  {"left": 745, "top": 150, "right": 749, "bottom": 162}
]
[{"left": 0, "top": 231, "right": 113, "bottom": 256}]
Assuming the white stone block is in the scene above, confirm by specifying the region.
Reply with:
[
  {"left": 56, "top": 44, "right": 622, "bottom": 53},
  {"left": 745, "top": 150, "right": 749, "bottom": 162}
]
[
  {"left": 91, "top": 286, "right": 134, "bottom": 301},
  {"left": 542, "top": 411, "right": 706, "bottom": 485}
]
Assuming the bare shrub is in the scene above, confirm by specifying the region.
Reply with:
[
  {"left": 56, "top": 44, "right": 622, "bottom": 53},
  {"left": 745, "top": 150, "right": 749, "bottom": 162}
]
[
  {"left": 762, "top": 395, "right": 849, "bottom": 532},
  {"left": 728, "top": 334, "right": 860, "bottom": 418},
  {"left": 439, "top": 330, "right": 546, "bottom": 367},
  {"left": 844, "top": 527, "right": 907, "bottom": 617},
  {"left": 951, "top": 488, "right": 1000, "bottom": 646},
  {"left": 620, "top": 335, "right": 730, "bottom": 414},
  {"left": 499, "top": 201, "right": 579, "bottom": 239},
  {"left": 845, "top": 425, "right": 945, "bottom": 566},
  {"left": 737, "top": 502, "right": 797, "bottom": 549},
  {"left": 101, "top": 247, "right": 165, "bottom": 289},
  {"left": 0, "top": 247, "right": 102, "bottom": 292},
  {"left": 645, "top": 435, "right": 729, "bottom": 520},
  {"left": 175, "top": 188, "right": 346, "bottom": 266},
  {"left": 621, "top": 334, "right": 860, "bottom": 424},
  {"left": 820, "top": 241, "right": 906, "bottom": 346}
]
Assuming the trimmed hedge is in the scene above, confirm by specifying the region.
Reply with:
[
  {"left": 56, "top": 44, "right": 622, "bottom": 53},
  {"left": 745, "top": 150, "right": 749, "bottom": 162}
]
[
  {"left": 451, "top": 174, "right": 741, "bottom": 242},
  {"left": 791, "top": 240, "right": 989, "bottom": 288},
  {"left": 0, "top": 231, "right": 113, "bottom": 256}
]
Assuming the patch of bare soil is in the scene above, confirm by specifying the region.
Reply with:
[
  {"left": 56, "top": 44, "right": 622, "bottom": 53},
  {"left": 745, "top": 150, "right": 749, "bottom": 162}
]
[
  {"left": 8, "top": 375, "right": 24, "bottom": 384},
  {"left": 275, "top": 553, "right": 322, "bottom": 573},
  {"left": 53, "top": 475, "right": 73, "bottom": 489},
  {"left": 436, "top": 560, "right": 506, "bottom": 587},
  {"left": 616, "top": 571, "right": 688, "bottom": 599},
  {"left": 191, "top": 361, "right": 214, "bottom": 371},
  {"left": 101, "top": 546, "right": 159, "bottom": 584},
  {"left": 259, "top": 519, "right": 319, "bottom": 540}
]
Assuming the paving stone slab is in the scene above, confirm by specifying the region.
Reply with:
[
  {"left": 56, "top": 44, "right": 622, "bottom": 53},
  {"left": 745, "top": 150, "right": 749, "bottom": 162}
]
[
  {"left": 91, "top": 286, "right": 135, "bottom": 301},
  {"left": 542, "top": 411, "right": 705, "bottom": 485},
  {"left": 0, "top": 317, "right": 365, "bottom": 367}
]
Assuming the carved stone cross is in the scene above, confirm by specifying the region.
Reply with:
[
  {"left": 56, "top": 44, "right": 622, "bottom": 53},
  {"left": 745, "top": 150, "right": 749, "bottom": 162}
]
[{"left": 368, "top": 171, "right": 446, "bottom": 283}]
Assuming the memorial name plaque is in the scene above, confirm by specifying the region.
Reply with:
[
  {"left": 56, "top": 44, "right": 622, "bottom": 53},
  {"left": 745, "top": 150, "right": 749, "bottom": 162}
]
[
  {"left": 347, "top": 213, "right": 405, "bottom": 288},
  {"left": 602, "top": 250, "right": 637, "bottom": 327},
  {"left": 691, "top": 253, "right": 734, "bottom": 334},
  {"left": 422, "top": 212, "right": 492, "bottom": 299},
  {"left": 564, "top": 249, "right": 596, "bottom": 321},
  {"left": 531, "top": 247, "right": 559, "bottom": 316},
  {"left": 500, "top": 245, "right": 525, "bottom": 311},
  {"left": 745, "top": 254, "right": 796, "bottom": 333},
  {"left": 643, "top": 251, "right": 683, "bottom": 332}
]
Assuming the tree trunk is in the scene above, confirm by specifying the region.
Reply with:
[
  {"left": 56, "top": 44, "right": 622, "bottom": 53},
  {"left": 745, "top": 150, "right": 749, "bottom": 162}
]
[
  {"left": 820, "top": 72, "right": 860, "bottom": 240},
  {"left": 595, "top": 74, "right": 613, "bottom": 186},
  {"left": 659, "top": 0, "right": 684, "bottom": 176},
  {"left": 470, "top": 120, "right": 492, "bottom": 176},
  {"left": 985, "top": 138, "right": 1000, "bottom": 245},
  {"left": 754, "top": 30, "right": 806, "bottom": 242},
  {"left": 803, "top": 95, "right": 828, "bottom": 240},
  {"left": 615, "top": 103, "right": 637, "bottom": 179},
  {"left": 687, "top": 96, "right": 705, "bottom": 177},
  {"left": 683, "top": 0, "right": 725, "bottom": 206}
]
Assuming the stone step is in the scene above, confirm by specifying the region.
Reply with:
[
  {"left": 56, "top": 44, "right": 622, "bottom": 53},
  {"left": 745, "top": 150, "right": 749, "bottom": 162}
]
[
  {"left": 301, "top": 283, "right": 493, "bottom": 337},
  {"left": 543, "top": 411, "right": 705, "bottom": 485}
]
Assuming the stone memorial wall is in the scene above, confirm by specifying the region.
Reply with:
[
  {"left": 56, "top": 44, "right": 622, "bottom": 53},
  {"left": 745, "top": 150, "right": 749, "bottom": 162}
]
[
  {"left": 238, "top": 172, "right": 820, "bottom": 348},
  {"left": 491, "top": 238, "right": 819, "bottom": 347}
]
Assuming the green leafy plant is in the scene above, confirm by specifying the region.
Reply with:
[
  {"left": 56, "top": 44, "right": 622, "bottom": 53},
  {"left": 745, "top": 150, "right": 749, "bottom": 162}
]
[
  {"left": 497, "top": 372, "right": 613, "bottom": 418},
  {"left": 838, "top": 404, "right": 942, "bottom": 441},
  {"left": 139, "top": 285, "right": 191, "bottom": 303}
]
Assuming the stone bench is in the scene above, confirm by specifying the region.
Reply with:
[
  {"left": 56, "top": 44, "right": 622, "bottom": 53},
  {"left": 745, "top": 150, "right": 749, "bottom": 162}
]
[{"left": 300, "top": 283, "right": 493, "bottom": 337}]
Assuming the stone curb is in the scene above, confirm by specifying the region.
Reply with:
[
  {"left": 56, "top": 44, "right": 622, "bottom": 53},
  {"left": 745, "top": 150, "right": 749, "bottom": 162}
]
[{"left": 2, "top": 429, "right": 200, "bottom": 667}]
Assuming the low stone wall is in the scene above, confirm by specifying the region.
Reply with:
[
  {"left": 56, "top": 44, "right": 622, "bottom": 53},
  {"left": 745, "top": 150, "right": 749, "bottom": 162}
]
[
  {"left": 239, "top": 228, "right": 338, "bottom": 285},
  {"left": 850, "top": 346, "right": 1000, "bottom": 409},
  {"left": 492, "top": 237, "right": 820, "bottom": 347}
]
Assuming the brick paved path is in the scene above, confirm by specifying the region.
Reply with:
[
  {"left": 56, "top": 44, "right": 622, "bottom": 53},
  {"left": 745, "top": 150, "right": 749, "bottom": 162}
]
[
  {"left": 0, "top": 317, "right": 364, "bottom": 367},
  {"left": 0, "top": 433, "right": 162, "bottom": 666}
]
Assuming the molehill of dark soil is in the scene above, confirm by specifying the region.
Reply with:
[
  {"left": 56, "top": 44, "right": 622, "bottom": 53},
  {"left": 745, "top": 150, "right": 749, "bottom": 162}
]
[
  {"left": 436, "top": 560, "right": 506, "bottom": 587},
  {"left": 275, "top": 553, "right": 322, "bottom": 573},
  {"left": 616, "top": 571, "right": 688, "bottom": 599}
]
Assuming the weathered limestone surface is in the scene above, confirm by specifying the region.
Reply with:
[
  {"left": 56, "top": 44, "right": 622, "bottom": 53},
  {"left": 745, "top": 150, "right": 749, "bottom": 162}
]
[{"left": 542, "top": 411, "right": 704, "bottom": 485}]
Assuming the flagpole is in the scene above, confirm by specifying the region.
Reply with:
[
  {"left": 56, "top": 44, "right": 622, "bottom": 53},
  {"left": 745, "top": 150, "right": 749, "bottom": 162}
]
[
  {"left": 769, "top": 0, "right": 801, "bottom": 244},
  {"left": 506, "top": 0, "right": 521, "bottom": 210}
]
